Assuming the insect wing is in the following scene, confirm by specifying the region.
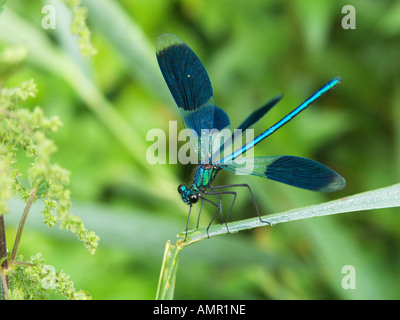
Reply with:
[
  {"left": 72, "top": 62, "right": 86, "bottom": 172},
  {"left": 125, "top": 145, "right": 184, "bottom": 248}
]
[
  {"left": 156, "top": 33, "right": 230, "bottom": 162},
  {"left": 218, "top": 155, "right": 345, "bottom": 192}
]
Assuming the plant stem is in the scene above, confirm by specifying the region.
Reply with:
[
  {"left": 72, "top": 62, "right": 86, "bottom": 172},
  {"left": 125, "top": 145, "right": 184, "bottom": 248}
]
[
  {"left": 155, "top": 240, "right": 183, "bottom": 300},
  {"left": 0, "top": 215, "right": 9, "bottom": 300},
  {"left": 11, "top": 188, "right": 37, "bottom": 262},
  {"left": 181, "top": 183, "right": 400, "bottom": 245},
  {"left": 157, "top": 183, "right": 400, "bottom": 299}
]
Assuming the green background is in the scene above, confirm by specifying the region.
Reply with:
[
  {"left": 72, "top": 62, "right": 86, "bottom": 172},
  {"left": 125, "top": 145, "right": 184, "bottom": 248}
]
[{"left": 1, "top": 0, "right": 400, "bottom": 299}]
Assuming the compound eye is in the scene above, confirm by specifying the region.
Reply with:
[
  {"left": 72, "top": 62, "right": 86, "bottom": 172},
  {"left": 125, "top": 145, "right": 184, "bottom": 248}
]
[
  {"left": 178, "top": 184, "right": 185, "bottom": 194},
  {"left": 189, "top": 193, "right": 199, "bottom": 204}
]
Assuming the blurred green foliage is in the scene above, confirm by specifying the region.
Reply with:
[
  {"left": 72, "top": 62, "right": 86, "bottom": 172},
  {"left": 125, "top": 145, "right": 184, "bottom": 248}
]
[{"left": 1, "top": 0, "right": 400, "bottom": 299}]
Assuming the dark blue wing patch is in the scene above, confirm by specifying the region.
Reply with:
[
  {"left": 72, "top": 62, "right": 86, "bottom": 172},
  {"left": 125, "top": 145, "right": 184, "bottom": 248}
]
[
  {"left": 265, "top": 156, "right": 345, "bottom": 192},
  {"left": 156, "top": 33, "right": 214, "bottom": 112},
  {"left": 237, "top": 94, "right": 283, "bottom": 131}
]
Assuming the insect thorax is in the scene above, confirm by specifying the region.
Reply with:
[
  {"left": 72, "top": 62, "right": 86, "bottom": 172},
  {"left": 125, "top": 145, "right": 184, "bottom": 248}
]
[{"left": 193, "top": 164, "right": 219, "bottom": 189}]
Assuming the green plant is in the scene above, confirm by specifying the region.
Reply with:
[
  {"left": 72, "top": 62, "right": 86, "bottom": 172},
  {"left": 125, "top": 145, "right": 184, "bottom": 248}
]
[
  {"left": 0, "top": 0, "right": 99, "bottom": 300},
  {"left": 60, "top": 0, "right": 97, "bottom": 58}
]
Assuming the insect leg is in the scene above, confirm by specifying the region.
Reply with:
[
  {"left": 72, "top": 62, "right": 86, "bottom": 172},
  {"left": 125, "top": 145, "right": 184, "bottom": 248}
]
[
  {"left": 184, "top": 204, "right": 193, "bottom": 242},
  {"left": 205, "top": 188, "right": 238, "bottom": 233},
  {"left": 196, "top": 198, "right": 205, "bottom": 229},
  {"left": 199, "top": 194, "right": 221, "bottom": 238},
  {"left": 211, "top": 184, "right": 270, "bottom": 225}
]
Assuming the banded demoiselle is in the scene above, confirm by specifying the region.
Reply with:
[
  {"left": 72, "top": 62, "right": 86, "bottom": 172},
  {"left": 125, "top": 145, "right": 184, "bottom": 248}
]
[{"left": 156, "top": 33, "right": 345, "bottom": 240}]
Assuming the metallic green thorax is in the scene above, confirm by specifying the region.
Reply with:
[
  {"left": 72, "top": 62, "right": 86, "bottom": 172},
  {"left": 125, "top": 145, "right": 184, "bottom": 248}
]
[
  {"left": 178, "top": 164, "right": 220, "bottom": 205},
  {"left": 193, "top": 164, "right": 219, "bottom": 189}
]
